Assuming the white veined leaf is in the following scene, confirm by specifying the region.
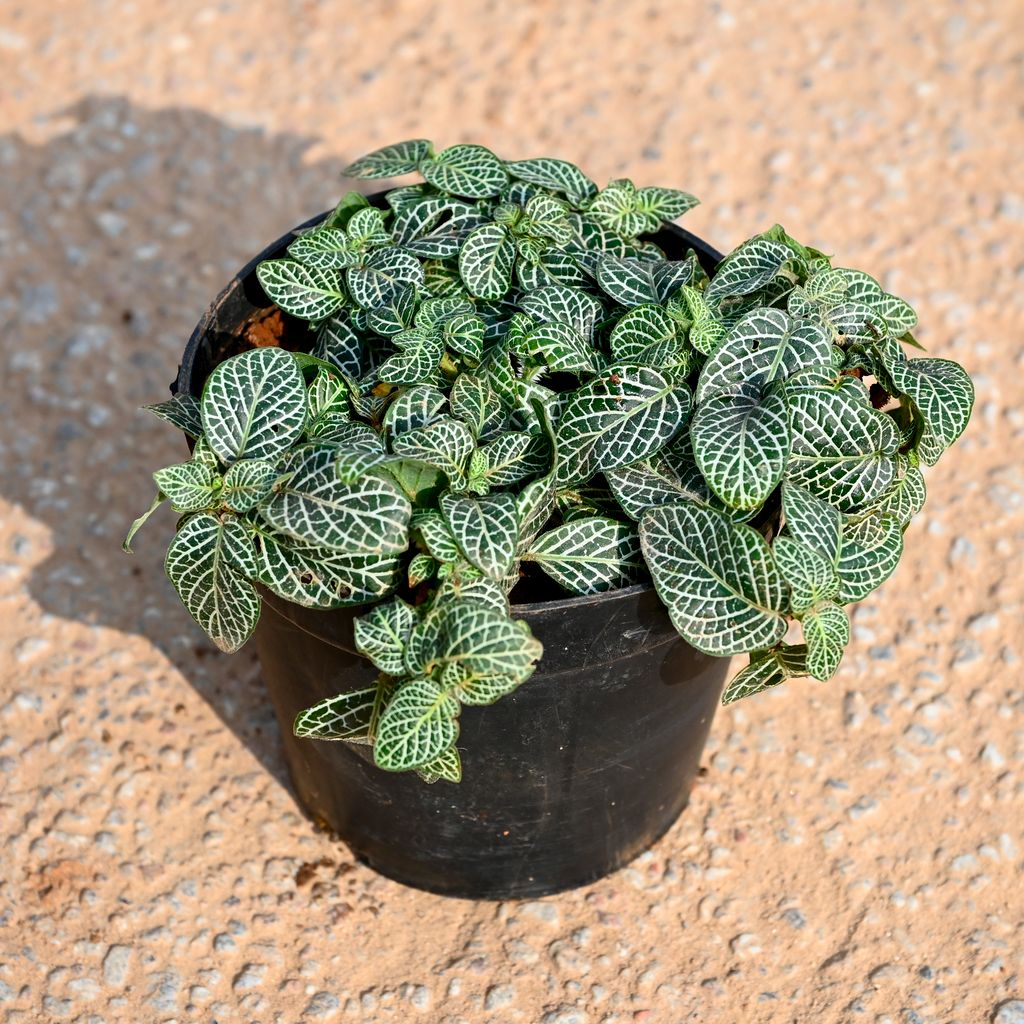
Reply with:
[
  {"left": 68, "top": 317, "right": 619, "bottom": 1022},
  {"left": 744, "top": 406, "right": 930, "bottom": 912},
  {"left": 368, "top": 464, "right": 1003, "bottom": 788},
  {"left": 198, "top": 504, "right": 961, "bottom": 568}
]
[
  {"left": 434, "top": 600, "right": 542, "bottom": 682},
  {"left": 639, "top": 501, "right": 788, "bottom": 656},
  {"left": 323, "top": 190, "right": 372, "bottom": 229},
  {"left": 721, "top": 644, "right": 808, "bottom": 705},
  {"left": 443, "top": 311, "right": 486, "bottom": 362},
  {"left": 519, "top": 285, "right": 603, "bottom": 341},
  {"left": 366, "top": 284, "right": 418, "bottom": 336},
  {"left": 287, "top": 227, "right": 358, "bottom": 271},
  {"left": 772, "top": 535, "right": 840, "bottom": 613},
  {"left": 605, "top": 437, "right": 712, "bottom": 520},
  {"left": 815, "top": 300, "right": 889, "bottom": 346},
  {"left": 347, "top": 248, "right": 424, "bottom": 310},
  {"left": 416, "top": 295, "right": 474, "bottom": 330},
  {"left": 834, "top": 267, "right": 883, "bottom": 304},
  {"left": 554, "top": 365, "right": 692, "bottom": 488},
  {"left": 610, "top": 305, "right": 676, "bottom": 362},
  {"left": 516, "top": 247, "right": 589, "bottom": 290},
  {"left": 221, "top": 459, "right": 276, "bottom": 513},
  {"left": 678, "top": 285, "right": 727, "bottom": 357},
  {"left": 801, "top": 602, "right": 849, "bottom": 681},
  {"left": 408, "top": 552, "right": 437, "bottom": 587},
  {"left": 441, "top": 492, "right": 520, "bottom": 580},
  {"left": 835, "top": 513, "right": 903, "bottom": 602},
  {"left": 875, "top": 293, "right": 918, "bottom": 336},
  {"left": 522, "top": 194, "right": 573, "bottom": 243},
  {"left": 450, "top": 374, "right": 505, "bottom": 440},
  {"left": 515, "top": 477, "right": 556, "bottom": 554},
  {"left": 781, "top": 481, "right": 843, "bottom": 557},
  {"left": 887, "top": 357, "right": 974, "bottom": 463},
  {"left": 423, "top": 258, "right": 465, "bottom": 298},
  {"left": 690, "top": 382, "right": 791, "bottom": 510},
  {"left": 314, "top": 313, "right": 364, "bottom": 378},
  {"left": 165, "top": 513, "right": 260, "bottom": 653},
  {"left": 354, "top": 596, "right": 419, "bottom": 675},
  {"left": 391, "top": 196, "right": 451, "bottom": 245},
  {"left": 201, "top": 347, "right": 307, "bottom": 464},
  {"left": 416, "top": 745, "right": 462, "bottom": 783},
  {"left": 153, "top": 459, "right": 220, "bottom": 513},
  {"left": 250, "top": 524, "right": 402, "bottom": 608},
  {"left": 447, "top": 667, "right": 521, "bottom": 707},
  {"left": 505, "top": 157, "right": 597, "bottom": 205},
  {"left": 346, "top": 207, "right": 391, "bottom": 251},
  {"left": 334, "top": 447, "right": 397, "bottom": 484},
  {"left": 420, "top": 144, "right": 509, "bottom": 198},
  {"left": 393, "top": 416, "right": 476, "bottom": 484},
  {"left": 256, "top": 259, "right": 346, "bottom": 321},
  {"left": 588, "top": 179, "right": 646, "bottom": 237},
  {"left": 376, "top": 330, "right": 444, "bottom": 386},
  {"left": 635, "top": 186, "right": 699, "bottom": 222},
  {"left": 293, "top": 683, "right": 389, "bottom": 743},
  {"left": 705, "top": 238, "right": 793, "bottom": 303},
  {"left": 411, "top": 511, "right": 462, "bottom": 563},
  {"left": 306, "top": 366, "right": 348, "bottom": 421},
  {"left": 144, "top": 392, "right": 203, "bottom": 438},
  {"left": 515, "top": 320, "right": 596, "bottom": 373},
  {"left": 383, "top": 385, "right": 447, "bottom": 437},
  {"left": 472, "top": 431, "right": 546, "bottom": 487},
  {"left": 258, "top": 443, "right": 410, "bottom": 554},
  {"left": 696, "top": 308, "right": 833, "bottom": 402},
  {"left": 525, "top": 516, "right": 642, "bottom": 594},
  {"left": 859, "top": 457, "right": 926, "bottom": 527},
  {"left": 433, "top": 576, "right": 510, "bottom": 616},
  {"left": 596, "top": 255, "right": 695, "bottom": 307},
  {"left": 343, "top": 139, "right": 432, "bottom": 178},
  {"left": 374, "top": 678, "right": 461, "bottom": 772},
  {"left": 786, "top": 385, "right": 901, "bottom": 512},
  {"left": 123, "top": 492, "right": 167, "bottom": 553},
  {"left": 458, "top": 223, "right": 515, "bottom": 300}
]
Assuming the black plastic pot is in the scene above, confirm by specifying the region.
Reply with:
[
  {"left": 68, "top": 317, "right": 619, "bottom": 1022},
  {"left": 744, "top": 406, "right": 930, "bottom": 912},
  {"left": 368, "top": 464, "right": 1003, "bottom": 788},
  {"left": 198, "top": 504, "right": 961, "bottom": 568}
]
[{"left": 175, "top": 196, "right": 728, "bottom": 899}]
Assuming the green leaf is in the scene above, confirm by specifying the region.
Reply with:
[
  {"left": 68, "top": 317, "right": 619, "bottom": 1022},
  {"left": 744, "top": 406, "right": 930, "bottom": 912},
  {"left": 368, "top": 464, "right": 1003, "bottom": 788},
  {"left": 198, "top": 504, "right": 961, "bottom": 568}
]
[
  {"left": 374, "top": 678, "right": 460, "bottom": 772},
  {"left": 690, "top": 383, "right": 791, "bottom": 510},
  {"left": 293, "top": 683, "right": 386, "bottom": 742},
  {"left": 887, "top": 357, "right": 974, "bottom": 463},
  {"left": 635, "top": 186, "right": 699, "bottom": 222},
  {"left": 123, "top": 492, "right": 167, "bottom": 553},
  {"left": 323, "top": 190, "right": 371, "bottom": 230},
  {"left": 408, "top": 552, "right": 437, "bottom": 587},
  {"left": 383, "top": 385, "right": 447, "bottom": 436},
  {"left": 443, "top": 311, "right": 486, "bottom": 362},
  {"left": 514, "top": 320, "right": 596, "bottom": 373},
  {"left": 450, "top": 374, "right": 505, "bottom": 440},
  {"left": 434, "top": 576, "right": 510, "bottom": 615},
  {"left": 679, "top": 285, "right": 727, "bottom": 357},
  {"left": 554, "top": 366, "right": 692, "bottom": 488},
  {"left": 519, "top": 285, "right": 602, "bottom": 340},
  {"left": 250, "top": 526, "right": 401, "bottom": 609},
  {"left": 259, "top": 444, "right": 410, "bottom": 554},
  {"left": 781, "top": 482, "right": 842, "bottom": 561},
  {"left": 144, "top": 393, "right": 203, "bottom": 438},
  {"left": 596, "top": 255, "right": 695, "bottom": 306},
  {"left": 165, "top": 514, "right": 260, "bottom": 653},
  {"left": 346, "top": 207, "right": 391, "bottom": 251},
  {"left": 434, "top": 600, "right": 542, "bottom": 682},
  {"left": 860, "top": 458, "right": 926, "bottom": 527},
  {"left": 786, "top": 385, "right": 901, "bottom": 512},
  {"left": 588, "top": 179, "right": 646, "bottom": 237},
  {"left": 153, "top": 459, "right": 220, "bottom": 513},
  {"left": 221, "top": 459, "right": 276, "bottom": 512},
  {"left": 420, "top": 144, "right": 509, "bottom": 198},
  {"left": 721, "top": 645, "right": 808, "bottom": 704},
  {"left": 348, "top": 248, "right": 424, "bottom": 310},
  {"left": 441, "top": 492, "right": 519, "bottom": 580},
  {"left": 696, "top": 308, "right": 833, "bottom": 402},
  {"left": 515, "top": 477, "right": 556, "bottom": 553},
  {"left": 344, "top": 139, "right": 432, "bottom": 178},
  {"left": 412, "top": 511, "right": 461, "bottom": 562},
  {"left": 458, "top": 223, "right": 515, "bottom": 300},
  {"left": 201, "top": 347, "right": 307, "bottom": 465},
  {"left": 875, "top": 293, "right": 917, "bottom": 336},
  {"left": 835, "top": 513, "right": 903, "bottom": 602},
  {"left": 705, "top": 238, "right": 792, "bottom": 303},
  {"left": 314, "top": 313, "right": 364, "bottom": 378},
  {"left": 772, "top": 535, "right": 840, "bottom": 612},
  {"left": 525, "top": 516, "right": 642, "bottom": 594},
  {"left": 392, "top": 416, "right": 476, "bottom": 485},
  {"left": 256, "top": 259, "right": 346, "bottom": 321},
  {"left": 505, "top": 157, "right": 597, "bottom": 205},
  {"left": 802, "top": 602, "right": 849, "bottom": 681},
  {"left": 287, "top": 227, "right": 358, "bottom": 271},
  {"left": 366, "top": 284, "right": 418, "bottom": 335},
  {"left": 605, "top": 437, "right": 711, "bottom": 520},
  {"left": 376, "top": 329, "right": 444, "bottom": 386},
  {"left": 471, "top": 431, "right": 546, "bottom": 488},
  {"left": 610, "top": 305, "right": 676, "bottom": 362},
  {"left": 639, "top": 501, "right": 788, "bottom": 656},
  {"left": 416, "top": 745, "right": 462, "bottom": 783},
  {"left": 354, "top": 597, "right": 419, "bottom": 675}
]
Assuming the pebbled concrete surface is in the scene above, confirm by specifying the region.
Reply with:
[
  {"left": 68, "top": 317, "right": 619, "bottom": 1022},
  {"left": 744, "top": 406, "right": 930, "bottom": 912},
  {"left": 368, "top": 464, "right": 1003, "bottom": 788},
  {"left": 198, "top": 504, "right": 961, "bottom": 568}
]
[{"left": 0, "top": 1, "right": 1022, "bottom": 1020}]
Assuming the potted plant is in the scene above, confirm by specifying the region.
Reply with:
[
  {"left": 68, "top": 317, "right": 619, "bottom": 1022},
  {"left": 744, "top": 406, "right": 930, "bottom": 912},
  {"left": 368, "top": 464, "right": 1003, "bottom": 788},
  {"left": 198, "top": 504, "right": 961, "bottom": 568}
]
[{"left": 125, "top": 140, "right": 973, "bottom": 898}]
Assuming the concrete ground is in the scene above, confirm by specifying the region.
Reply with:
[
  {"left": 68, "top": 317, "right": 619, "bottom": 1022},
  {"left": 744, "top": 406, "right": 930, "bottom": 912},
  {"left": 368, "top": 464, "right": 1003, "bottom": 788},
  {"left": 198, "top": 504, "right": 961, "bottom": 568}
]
[{"left": 1, "top": 1, "right": 1022, "bottom": 1021}]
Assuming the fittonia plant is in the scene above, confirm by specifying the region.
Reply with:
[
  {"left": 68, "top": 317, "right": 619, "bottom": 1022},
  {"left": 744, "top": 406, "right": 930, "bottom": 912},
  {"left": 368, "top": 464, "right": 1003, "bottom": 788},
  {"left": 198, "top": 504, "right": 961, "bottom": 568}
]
[{"left": 126, "top": 140, "right": 974, "bottom": 783}]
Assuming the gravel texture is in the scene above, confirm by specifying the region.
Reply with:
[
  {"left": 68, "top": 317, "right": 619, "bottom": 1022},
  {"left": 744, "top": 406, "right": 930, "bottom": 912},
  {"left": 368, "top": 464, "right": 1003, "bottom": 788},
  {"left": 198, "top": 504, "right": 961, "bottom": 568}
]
[{"left": 1, "top": 1, "right": 1022, "bottom": 1021}]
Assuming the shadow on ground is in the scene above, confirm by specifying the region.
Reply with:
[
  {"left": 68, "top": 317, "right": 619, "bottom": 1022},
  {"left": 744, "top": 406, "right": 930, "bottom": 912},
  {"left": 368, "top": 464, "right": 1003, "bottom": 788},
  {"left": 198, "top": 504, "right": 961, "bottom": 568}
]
[{"left": 0, "top": 96, "right": 360, "bottom": 790}]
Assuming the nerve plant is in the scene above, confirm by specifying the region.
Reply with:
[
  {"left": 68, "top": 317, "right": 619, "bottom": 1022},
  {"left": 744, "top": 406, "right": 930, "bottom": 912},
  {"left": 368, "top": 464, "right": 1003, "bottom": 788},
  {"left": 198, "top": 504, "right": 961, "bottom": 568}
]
[{"left": 126, "top": 140, "right": 974, "bottom": 783}]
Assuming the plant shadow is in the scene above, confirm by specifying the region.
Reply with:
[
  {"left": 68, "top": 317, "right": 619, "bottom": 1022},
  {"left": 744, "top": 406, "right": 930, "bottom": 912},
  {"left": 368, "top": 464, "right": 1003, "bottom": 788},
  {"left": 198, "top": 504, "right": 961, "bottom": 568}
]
[{"left": 0, "top": 96, "right": 363, "bottom": 791}]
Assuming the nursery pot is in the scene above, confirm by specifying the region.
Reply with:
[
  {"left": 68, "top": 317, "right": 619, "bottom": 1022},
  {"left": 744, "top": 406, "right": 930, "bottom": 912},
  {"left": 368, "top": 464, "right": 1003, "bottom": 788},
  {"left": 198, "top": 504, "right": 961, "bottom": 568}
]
[{"left": 175, "top": 195, "right": 728, "bottom": 899}]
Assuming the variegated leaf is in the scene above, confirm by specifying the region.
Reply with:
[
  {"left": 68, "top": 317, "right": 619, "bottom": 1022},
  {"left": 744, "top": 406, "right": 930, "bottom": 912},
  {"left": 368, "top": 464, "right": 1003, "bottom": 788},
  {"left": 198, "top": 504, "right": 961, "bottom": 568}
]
[
  {"left": 392, "top": 416, "right": 475, "bottom": 484},
  {"left": 383, "top": 385, "right": 447, "bottom": 436},
  {"left": 705, "top": 238, "right": 792, "bottom": 303},
  {"left": 122, "top": 492, "right": 167, "bottom": 553},
  {"left": 639, "top": 501, "right": 788, "bottom": 656},
  {"left": 786, "top": 385, "right": 901, "bottom": 512},
  {"left": 801, "top": 602, "right": 849, "bottom": 681},
  {"left": 376, "top": 330, "right": 444, "bottom": 386},
  {"left": 221, "top": 459, "right": 276, "bottom": 513},
  {"left": 588, "top": 179, "right": 646, "bottom": 237},
  {"left": 323, "top": 190, "right": 371, "bottom": 230},
  {"left": 887, "top": 357, "right": 974, "bottom": 463},
  {"left": 450, "top": 374, "right": 505, "bottom": 439},
  {"left": 434, "top": 576, "right": 510, "bottom": 616},
  {"left": 144, "top": 392, "right": 202, "bottom": 438},
  {"left": 835, "top": 513, "right": 903, "bottom": 602},
  {"left": 416, "top": 745, "right": 462, "bottom": 783},
  {"left": 696, "top": 308, "right": 833, "bottom": 402},
  {"left": 366, "top": 284, "right": 418, "bottom": 335},
  {"left": 408, "top": 552, "right": 437, "bottom": 587},
  {"left": 256, "top": 259, "right": 346, "bottom": 321},
  {"left": 605, "top": 436, "right": 711, "bottom": 520},
  {"left": 515, "top": 320, "right": 596, "bottom": 373},
  {"left": 258, "top": 444, "right": 410, "bottom": 554},
  {"left": 610, "top": 305, "right": 676, "bottom": 362},
  {"left": 201, "top": 347, "right": 307, "bottom": 464},
  {"left": 519, "top": 285, "right": 602, "bottom": 341},
  {"left": 412, "top": 510, "right": 461, "bottom": 563},
  {"left": 859, "top": 457, "right": 926, "bottom": 526},
  {"left": 314, "top": 313, "right": 364, "bottom": 378},
  {"left": 420, "top": 144, "right": 509, "bottom": 198},
  {"left": 781, "top": 483, "right": 842, "bottom": 561},
  {"left": 441, "top": 492, "right": 519, "bottom": 580},
  {"left": 346, "top": 207, "right": 391, "bottom": 251},
  {"left": 347, "top": 248, "right": 424, "bottom": 310},
  {"left": 721, "top": 645, "right": 808, "bottom": 704},
  {"left": 690, "top": 383, "right": 791, "bottom": 510},
  {"left": 458, "top": 223, "right": 515, "bottom": 300},
  {"left": 293, "top": 683, "right": 385, "bottom": 742},
  {"left": 434, "top": 600, "right": 542, "bottom": 682},
  {"left": 153, "top": 459, "right": 220, "bottom": 513},
  {"left": 472, "top": 431, "right": 546, "bottom": 487},
  {"left": 443, "top": 311, "right": 486, "bottom": 362},
  {"left": 596, "top": 255, "right": 695, "bottom": 307},
  {"left": 525, "top": 516, "right": 642, "bottom": 594},
  {"left": 354, "top": 597, "right": 419, "bottom": 675},
  {"left": 165, "top": 513, "right": 260, "bottom": 652},
  {"left": 772, "top": 535, "right": 840, "bottom": 612},
  {"left": 635, "top": 186, "right": 699, "bottom": 223},
  {"left": 505, "top": 157, "right": 597, "bottom": 205},
  {"left": 374, "top": 678, "right": 460, "bottom": 772},
  {"left": 554, "top": 366, "right": 691, "bottom": 487},
  {"left": 344, "top": 139, "right": 432, "bottom": 178},
  {"left": 287, "top": 227, "right": 358, "bottom": 271}
]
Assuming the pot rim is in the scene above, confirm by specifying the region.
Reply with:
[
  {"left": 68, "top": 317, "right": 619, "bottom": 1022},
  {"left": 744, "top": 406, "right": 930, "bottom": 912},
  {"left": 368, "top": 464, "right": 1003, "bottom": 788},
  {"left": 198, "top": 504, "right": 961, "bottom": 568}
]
[{"left": 177, "top": 195, "right": 724, "bottom": 618}]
